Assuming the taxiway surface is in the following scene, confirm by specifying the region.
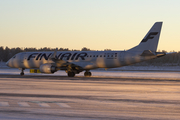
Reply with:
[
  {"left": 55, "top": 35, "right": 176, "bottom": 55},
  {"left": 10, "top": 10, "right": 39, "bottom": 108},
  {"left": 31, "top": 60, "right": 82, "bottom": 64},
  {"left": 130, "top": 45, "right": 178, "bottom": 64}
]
[{"left": 0, "top": 74, "right": 180, "bottom": 120}]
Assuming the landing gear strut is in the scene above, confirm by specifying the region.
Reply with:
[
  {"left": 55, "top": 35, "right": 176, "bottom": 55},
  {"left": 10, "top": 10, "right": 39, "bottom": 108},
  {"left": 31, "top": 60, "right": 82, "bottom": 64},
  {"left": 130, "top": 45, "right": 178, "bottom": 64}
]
[
  {"left": 20, "top": 68, "right": 25, "bottom": 76},
  {"left": 84, "top": 71, "right": 92, "bottom": 77}
]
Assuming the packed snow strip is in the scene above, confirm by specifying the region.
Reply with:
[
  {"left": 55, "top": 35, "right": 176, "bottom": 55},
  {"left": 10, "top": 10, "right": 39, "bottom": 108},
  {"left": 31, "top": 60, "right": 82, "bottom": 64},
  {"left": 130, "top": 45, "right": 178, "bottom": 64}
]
[
  {"left": 91, "top": 71, "right": 180, "bottom": 80},
  {"left": 18, "top": 102, "right": 30, "bottom": 107},
  {"left": 0, "top": 102, "right": 9, "bottom": 107}
]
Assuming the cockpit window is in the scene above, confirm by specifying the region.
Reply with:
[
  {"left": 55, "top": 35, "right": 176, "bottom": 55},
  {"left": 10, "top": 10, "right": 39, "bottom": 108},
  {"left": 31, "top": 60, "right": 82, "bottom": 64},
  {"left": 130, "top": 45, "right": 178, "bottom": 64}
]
[{"left": 13, "top": 55, "right": 16, "bottom": 59}]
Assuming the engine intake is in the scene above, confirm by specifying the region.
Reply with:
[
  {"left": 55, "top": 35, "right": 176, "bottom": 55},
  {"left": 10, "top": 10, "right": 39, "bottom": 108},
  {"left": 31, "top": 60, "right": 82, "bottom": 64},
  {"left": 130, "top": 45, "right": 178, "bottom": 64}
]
[{"left": 39, "top": 64, "right": 57, "bottom": 74}]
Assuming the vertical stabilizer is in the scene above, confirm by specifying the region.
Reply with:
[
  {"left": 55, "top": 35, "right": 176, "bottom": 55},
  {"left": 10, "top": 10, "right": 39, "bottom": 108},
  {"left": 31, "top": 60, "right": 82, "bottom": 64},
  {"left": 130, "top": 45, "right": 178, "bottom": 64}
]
[{"left": 128, "top": 22, "right": 163, "bottom": 52}]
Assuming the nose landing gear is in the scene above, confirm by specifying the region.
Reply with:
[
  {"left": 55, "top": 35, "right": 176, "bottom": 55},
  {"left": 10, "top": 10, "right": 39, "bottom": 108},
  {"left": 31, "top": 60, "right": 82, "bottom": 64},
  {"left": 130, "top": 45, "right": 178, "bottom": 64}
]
[{"left": 20, "top": 68, "right": 25, "bottom": 76}]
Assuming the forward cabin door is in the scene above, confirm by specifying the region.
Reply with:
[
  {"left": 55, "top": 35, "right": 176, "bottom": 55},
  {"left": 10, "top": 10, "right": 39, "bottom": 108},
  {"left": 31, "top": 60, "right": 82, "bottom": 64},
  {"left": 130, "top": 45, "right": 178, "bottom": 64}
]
[{"left": 20, "top": 53, "right": 29, "bottom": 68}]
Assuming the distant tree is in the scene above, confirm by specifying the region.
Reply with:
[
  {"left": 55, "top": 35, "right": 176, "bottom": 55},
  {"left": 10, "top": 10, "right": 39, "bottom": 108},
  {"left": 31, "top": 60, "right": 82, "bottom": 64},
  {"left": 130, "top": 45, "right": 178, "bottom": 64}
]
[
  {"left": 3, "top": 47, "right": 10, "bottom": 62},
  {"left": 24, "top": 47, "right": 37, "bottom": 52},
  {"left": 104, "top": 49, "right": 111, "bottom": 51},
  {"left": 0, "top": 46, "right": 4, "bottom": 61},
  {"left": 58, "top": 48, "right": 64, "bottom": 51},
  {"left": 81, "top": 47, "right": 90, "bottom": 51}
]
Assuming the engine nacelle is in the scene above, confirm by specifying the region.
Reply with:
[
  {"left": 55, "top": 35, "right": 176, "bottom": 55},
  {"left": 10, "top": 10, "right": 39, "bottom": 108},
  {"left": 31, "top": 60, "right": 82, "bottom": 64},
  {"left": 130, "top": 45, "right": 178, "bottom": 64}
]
[{"left": 39, "top": 64, "right": 57, "bottom": 74}]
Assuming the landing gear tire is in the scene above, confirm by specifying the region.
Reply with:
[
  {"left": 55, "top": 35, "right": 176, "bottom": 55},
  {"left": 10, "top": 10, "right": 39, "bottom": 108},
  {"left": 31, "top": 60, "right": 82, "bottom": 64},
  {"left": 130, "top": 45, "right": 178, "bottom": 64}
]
[
  {"left": 84, "top": 71, "right": 92, "bottom": 77},
  {"left": 20, "top": 72, "right": 24, "bottom": 76},
  {"left": 68, "top": 72, "right": 75, "bottom": 77},
  {"left": 20, "top": 68, "right": 25, "bottom": 76}
]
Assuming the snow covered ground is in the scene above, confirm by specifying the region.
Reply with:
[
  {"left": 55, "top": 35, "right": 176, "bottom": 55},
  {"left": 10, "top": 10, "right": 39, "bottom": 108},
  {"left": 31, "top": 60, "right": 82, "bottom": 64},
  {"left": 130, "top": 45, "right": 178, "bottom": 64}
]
[
  {"left": 107, "top": 65, "right": 180, "bottom": 71},
  {"left": 1, "top": 61, "right": 180, "bottom": 71},
  {"left": 0, "top": 73, "right": 180, "bottom": 120},
  {"left": 0, "top": 62, "right": 7, "bottom": 68},
  {"left": 1, "top": 61, "right": 180, "bottom": 80}
]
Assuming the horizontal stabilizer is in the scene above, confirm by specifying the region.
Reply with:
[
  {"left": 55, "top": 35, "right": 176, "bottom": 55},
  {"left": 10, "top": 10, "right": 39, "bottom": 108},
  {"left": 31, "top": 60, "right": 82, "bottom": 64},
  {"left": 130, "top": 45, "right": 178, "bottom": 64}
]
[
  {"left": 165, "top": 52, "right": 176, "bottom": 55},
  {"left": 155, "top": 52, "right": 166, "bottom": 57},
  {"left": 155, "top": 52, "right": 176, "bottom": 58},
  {"left": 49, "top": 48, "right": 58, "bottom": 61}
]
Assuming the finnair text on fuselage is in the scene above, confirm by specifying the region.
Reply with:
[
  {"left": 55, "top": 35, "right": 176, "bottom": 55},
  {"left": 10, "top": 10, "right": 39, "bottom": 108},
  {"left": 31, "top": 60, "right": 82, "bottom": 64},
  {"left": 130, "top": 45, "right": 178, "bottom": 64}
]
[
  {"left": 28, "top": 52, "right": 87, "bottom": 61},
  {"left": 27, "top": 52, "right": 118, "bottom": 61}
]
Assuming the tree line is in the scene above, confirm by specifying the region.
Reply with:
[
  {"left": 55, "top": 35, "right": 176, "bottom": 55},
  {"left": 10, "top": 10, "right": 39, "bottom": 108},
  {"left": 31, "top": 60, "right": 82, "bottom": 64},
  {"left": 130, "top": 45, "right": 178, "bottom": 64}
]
[
  {"left": 0, "top": 46, "right": 91, "bottom": 62},
  {"left": 142, "top": 52, "right": 180, "bottom": 66},
  {"left": 0, "top": 46, "right": 179, "bottom": 66}
]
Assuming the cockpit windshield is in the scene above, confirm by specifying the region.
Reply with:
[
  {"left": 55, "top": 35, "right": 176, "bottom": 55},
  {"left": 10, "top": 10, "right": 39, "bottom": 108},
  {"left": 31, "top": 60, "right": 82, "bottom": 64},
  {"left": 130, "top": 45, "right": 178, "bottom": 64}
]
[{"left": 12, "top": 55, "right": 16, "bottom": 59}]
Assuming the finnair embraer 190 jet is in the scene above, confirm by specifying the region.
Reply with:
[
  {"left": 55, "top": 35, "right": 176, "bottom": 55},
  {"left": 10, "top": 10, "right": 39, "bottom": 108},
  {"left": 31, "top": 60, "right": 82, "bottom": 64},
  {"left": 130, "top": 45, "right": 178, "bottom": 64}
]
[{"left": 6, "top": 22, "right": 167, "bottom": 77}]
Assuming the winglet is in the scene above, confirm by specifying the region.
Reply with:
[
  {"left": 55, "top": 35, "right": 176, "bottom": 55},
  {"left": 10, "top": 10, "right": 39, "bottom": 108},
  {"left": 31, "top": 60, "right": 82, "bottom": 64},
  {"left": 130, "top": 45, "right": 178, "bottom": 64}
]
[{"left": 50, "top": 48, "right": 58, "bottom": 61}]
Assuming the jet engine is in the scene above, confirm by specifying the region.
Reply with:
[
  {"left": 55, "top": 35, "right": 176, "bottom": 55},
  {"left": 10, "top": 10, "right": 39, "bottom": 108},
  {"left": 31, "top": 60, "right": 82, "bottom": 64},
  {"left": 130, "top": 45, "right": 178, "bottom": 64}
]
[{"left": 39, "top": 63, "right": 57, "bottom": 74}]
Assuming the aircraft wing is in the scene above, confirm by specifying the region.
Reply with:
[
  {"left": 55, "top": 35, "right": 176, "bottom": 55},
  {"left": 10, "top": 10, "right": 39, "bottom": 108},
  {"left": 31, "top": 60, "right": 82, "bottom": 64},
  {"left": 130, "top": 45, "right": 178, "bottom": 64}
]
[
  {"left": 54, "top": 61, "right": 95, "bottom": 71},
  {"left": 49, "top": 49, "right": 95, "bottom": 71},
  {"left": 70, "top": 62, "right": 95, "bottom": 70},
  {"left": 140, "top": 50, "right": 167, "bottom": 57}
]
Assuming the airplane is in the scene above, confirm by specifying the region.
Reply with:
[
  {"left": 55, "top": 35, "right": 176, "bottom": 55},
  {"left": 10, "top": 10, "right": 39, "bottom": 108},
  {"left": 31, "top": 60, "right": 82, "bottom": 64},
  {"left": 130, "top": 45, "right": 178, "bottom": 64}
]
[{"left": 6, "top": 22, "right": 167, "bottom": 77}]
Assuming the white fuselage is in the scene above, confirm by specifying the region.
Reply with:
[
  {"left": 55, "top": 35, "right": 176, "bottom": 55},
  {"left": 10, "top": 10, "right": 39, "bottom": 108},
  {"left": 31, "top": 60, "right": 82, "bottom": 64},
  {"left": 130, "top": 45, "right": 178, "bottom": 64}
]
[{"left": 6, "top": 51, "right": 156, "bottom": 70}]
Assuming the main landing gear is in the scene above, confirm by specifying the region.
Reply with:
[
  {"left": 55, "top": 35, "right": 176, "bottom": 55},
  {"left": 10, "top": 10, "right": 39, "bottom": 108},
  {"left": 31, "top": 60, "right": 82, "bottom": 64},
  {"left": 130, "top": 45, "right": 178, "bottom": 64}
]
[
  {"left": 68, "top": 71, "right": 75, "bottom": 77},
  {"left": 67, "top": 70, "right": 92, "bottom": 77},
  {"left": 20, "top": 68, "right": 25, "bottom": 76},
  {"left": 84, "top": 71, "right": 92, "bottom": 77}
]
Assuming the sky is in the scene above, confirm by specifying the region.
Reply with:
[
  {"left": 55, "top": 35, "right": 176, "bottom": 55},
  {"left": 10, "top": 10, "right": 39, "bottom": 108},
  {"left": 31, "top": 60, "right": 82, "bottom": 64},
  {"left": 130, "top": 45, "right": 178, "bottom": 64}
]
[{"left": 0, "top": 0, "right": 180, "bottom": 51}]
